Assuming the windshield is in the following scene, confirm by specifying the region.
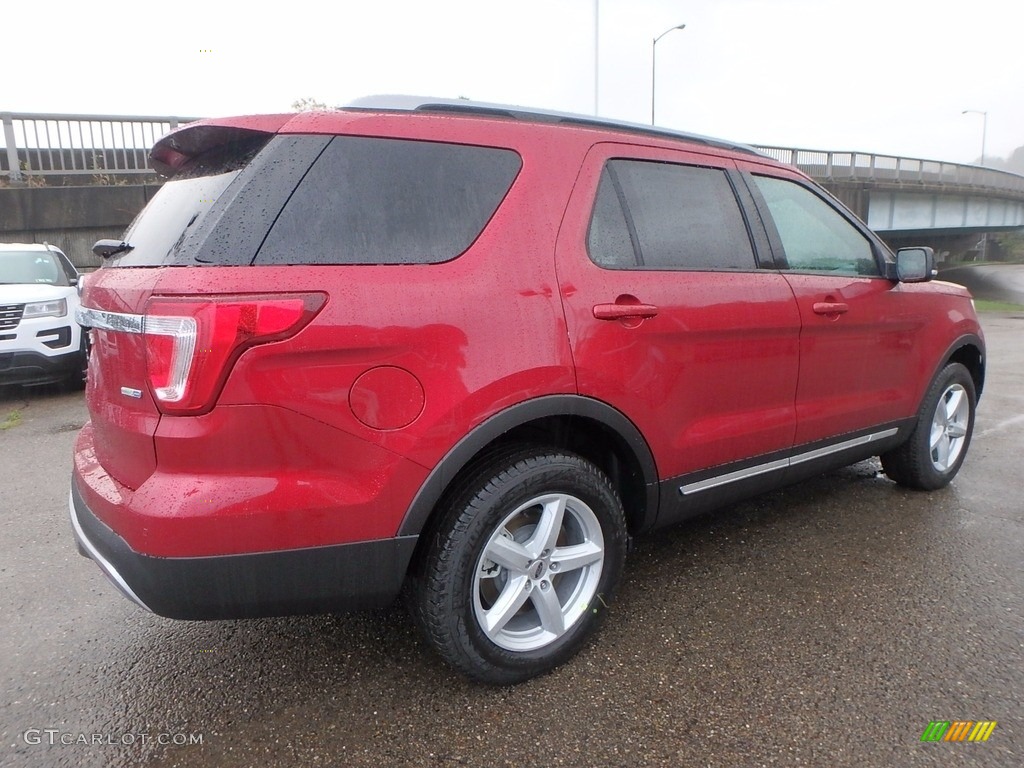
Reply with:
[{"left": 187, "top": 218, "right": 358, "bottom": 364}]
[{"left": 0, "top": 251, "right": 70, "bottom": 286}]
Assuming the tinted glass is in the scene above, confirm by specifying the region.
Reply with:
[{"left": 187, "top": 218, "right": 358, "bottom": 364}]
[
  {"left": 256, "top": 137, "right": 522, "bottom": 265},
  {"left": 752, "top": 175, "right": 878, "bottom": 276},
  {"left": 114, "top": 172, "right": 239, "bottom": 266},
  {"left": 109, "top": 134, "right": 270, "bottom": 267},
  {"left": 587, "top": 160, "right": 755, "bottom": 271},
  {"left": 587, "top": 168, "right": 637, "bottom": 268}
]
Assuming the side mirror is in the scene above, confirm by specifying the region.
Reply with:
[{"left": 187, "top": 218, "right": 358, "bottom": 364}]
[{"left": 894, "top": 247, "right": 935, "bottom": 283}]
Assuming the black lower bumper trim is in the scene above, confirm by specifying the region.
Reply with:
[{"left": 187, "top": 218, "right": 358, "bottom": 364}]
[
  {"left": 0, "top": 348, "right": 82, "bottom": 385},
  {"left": 70, "top": 479, "right": 418, "bottom": 620}
]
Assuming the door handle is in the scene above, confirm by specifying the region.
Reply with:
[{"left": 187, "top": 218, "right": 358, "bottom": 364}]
[
  {"left": 593, "top": 302, "right": 659, "bottom": 321},
  {"left": 812, "top": 301, "right": 849, "bottom": 315}
]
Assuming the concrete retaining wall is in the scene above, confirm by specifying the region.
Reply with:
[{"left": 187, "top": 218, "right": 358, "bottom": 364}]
[{"left": 0, "top": 185, "right": 159, "bottom": 269}]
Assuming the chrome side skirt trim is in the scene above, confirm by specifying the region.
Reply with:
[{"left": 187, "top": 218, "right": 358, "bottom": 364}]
[
  {"left": 679, "top": 458, "right": 789, "bottom": 495},
  {"left": 788, "top": 428, "right": 899, "bottom": 466},
  {"left": 68, "top": 491, "right": 153, "bottom": 613},
  {"left": 679, "top": 427, "right": 900, "bottom": 496}
]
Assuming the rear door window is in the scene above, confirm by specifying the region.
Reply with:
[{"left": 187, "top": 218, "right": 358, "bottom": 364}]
[
  {"left": 256, "top": 137, "right": 522, "bottom": 265},
  {"left": 587, "top": 160, "right": 756, "bottom": 271}
]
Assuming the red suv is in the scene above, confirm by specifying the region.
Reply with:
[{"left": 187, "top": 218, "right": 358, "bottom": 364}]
[{"left": 71, "top": 98, "right": 985, "bottom": 684}]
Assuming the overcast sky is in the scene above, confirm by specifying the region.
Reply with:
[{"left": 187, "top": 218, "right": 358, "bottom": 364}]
[{"left": 8, "top": 0, "right": 1022, "bottom": 164}]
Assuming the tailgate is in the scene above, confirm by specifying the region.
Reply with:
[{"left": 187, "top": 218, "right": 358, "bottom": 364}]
[{"left": 78, "top": 268, "right": 161, "bottom": 490}]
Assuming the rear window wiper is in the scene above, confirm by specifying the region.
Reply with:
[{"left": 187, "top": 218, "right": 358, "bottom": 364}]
[{"left": 92, "top": 240, "right": 135, "bottom": 259}]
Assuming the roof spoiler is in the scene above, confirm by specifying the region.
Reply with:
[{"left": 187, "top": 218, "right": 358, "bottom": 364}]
[{"left": 150, "top": 115, "right": 294, "bottom": 177}]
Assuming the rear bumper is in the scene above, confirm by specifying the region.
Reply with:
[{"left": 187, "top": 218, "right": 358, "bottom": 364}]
[{"left": 69, "top": 479, "right": 418, "bottom": 620}]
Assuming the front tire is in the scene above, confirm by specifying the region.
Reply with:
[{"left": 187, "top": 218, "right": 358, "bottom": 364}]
[
  {"left": 881, "top": 362, "right": 976, "bottom": 490},
  {"left": 411, "top": 447, "right": 627, "bottom": 684}
]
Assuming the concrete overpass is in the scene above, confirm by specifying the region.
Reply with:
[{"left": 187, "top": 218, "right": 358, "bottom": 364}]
[
  {"left": 2, "top": 112, "right": 1023, "bottom": 268},
  {"left": 753, "top": 145, "right": 1024, "bottom": 258}
]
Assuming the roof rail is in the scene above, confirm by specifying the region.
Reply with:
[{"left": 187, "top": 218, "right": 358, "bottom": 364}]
[{"left": 343, "top": 95, "right": 762, "bottom": 157}]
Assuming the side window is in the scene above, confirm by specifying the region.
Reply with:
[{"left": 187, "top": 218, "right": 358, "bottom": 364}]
[
  {"left": 257, "top": 137, "right": 521, "bottom": 265},
  {"left": 587, "top": 168, "right": 637, "bottom": 268},
  {"left": 51, "top": 250, "right": 79, "bottom": 283},
  {"left": 751, "top": 175, "right": 879, "bottom": 276},
  {"left": 587, "top": 159, "right": 756, "bottom": 271}
]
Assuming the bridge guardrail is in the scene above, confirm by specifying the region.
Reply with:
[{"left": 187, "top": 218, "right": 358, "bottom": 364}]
[
  {"left": 3, "top": 112, "right": 1023, "bottom": 200},
  {"left": 752, "top": 145, "right": 1024, "bottom": 196},
  {"left": 1, "top": 112, "right": 198, "bottom": 182}
]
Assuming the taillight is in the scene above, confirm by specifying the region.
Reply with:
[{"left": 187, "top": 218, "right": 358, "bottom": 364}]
[{"left": 143, "top": 293, "right": 326, "bottom": 414}]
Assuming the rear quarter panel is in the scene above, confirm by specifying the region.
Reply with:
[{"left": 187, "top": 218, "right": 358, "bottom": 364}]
[{"left": 149, "top": 121, "right": 591, "bottom": 479}]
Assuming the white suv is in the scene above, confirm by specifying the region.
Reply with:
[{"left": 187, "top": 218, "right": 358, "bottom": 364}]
[{"left": 0, "top": 243, "right": 87, "bottom": 388}]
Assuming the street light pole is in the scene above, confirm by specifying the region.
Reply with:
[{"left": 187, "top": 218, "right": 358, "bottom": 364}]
[
  {"left": 962, "top": 109, "right": 989, "bottom": 261},
  {"left": 651, "top": 23, "right": 686, "bottom": 125},
  {"left": 961, "top": 109, "right": 988, "bottom": 165}
]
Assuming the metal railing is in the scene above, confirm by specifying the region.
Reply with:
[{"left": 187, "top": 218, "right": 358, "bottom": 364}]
[
  {"left": 752, "top": 145, "right": 1024, "bottom": 196},
  {"left": 3, "top": 112, "right": 1023, "bottom": 199},
  {"left": 1, "top": 112, "right": 198, "bottom": 182}
]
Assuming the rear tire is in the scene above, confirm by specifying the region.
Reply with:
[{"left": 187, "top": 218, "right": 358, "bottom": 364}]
[
  {"left": 881, "top": 362, "right": 976, "bottom": 490},
  {"left": 410, "top": 446, "right": 627, "bottom": 684}
]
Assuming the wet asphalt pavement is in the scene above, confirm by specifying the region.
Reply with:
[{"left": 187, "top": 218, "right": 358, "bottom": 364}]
[{"left": 1, "top": 313, "right": 1021, "bottom": 768}]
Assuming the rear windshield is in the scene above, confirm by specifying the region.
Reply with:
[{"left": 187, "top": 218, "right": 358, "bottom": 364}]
[
  {"left": 107, "top": 135, "right": 270, "bottom": 267},
  {"left": 114, "top": 171, "right": 240, "bottom": 266},
  {"left": 0, "top": 251, "right": 70, "bottom": 286},
  {"left": 255, "top": 137, "right": 522, "bottom": 265}
]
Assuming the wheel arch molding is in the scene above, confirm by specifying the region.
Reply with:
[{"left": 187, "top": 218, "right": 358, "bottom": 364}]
[
  {"left": 397, "top": 395, "right": 660, "bottom": 538},
  {"left": 939, "top": 333, "right": 985, "bottom": 402}
]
